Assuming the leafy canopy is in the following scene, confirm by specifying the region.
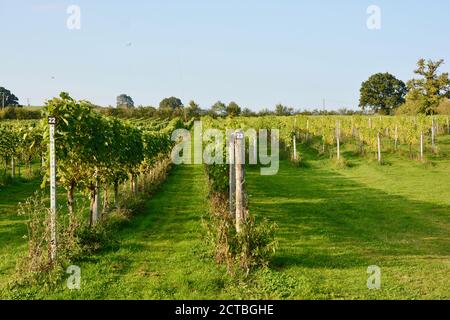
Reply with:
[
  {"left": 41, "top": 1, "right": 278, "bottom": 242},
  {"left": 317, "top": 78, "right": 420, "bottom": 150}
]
[
  {"left": 406, "top": 59, "right": 450, "bottom": 114},
  {"left": 0, "top": 87, "right": 19, "bottom": 108},
  {"left": 359, "top": 73, "right": 407, "bottom": 115},
  {"left": 159, "top": 97, "right": 183, "bottom": 110}
]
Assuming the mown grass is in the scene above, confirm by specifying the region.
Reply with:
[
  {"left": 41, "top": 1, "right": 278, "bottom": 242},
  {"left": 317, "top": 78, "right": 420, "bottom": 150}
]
[
  {"left": 0, "top": 176, "right": 41, "bottom": 290},
  {"left": 1, "top": 136, "right": 449, "bottom": 299},
  {"left": 245, "top": 136, "right": 450, "bottom": 299}
]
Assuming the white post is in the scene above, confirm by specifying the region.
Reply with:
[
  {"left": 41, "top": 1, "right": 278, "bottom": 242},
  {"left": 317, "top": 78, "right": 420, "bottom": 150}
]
[
  {"left": 11, "top": 157, "right": 15, "bottom": 178},
  {"left": 447, "top": 117, "right": 450, "bottom": 134},
  {"left": 336, "top": 120, "right": 340, "bottom": 161},
  {"left": 293, "top": 135, "right": 297, "bottom": 160},
  {"left": 377, "top": 132, "right": 382, "bottom": 163},
  {"left": 229, "top": 132, "right": 236, "bottom": 217},
  {"left": 253, "top": 135, "right": 257, "bottom": 162},
  {"left": 235, "top": 130, "right": 245, "bottom": 233},
  {"left": 48, "top": 116, "right": 57, "bottom": 263},
  {"left": 420, "top": 131, "right": 424, "bottom": 161},
  {"left": 306, "top": 119, "right": 310, "bottom": 141},
  {"left": 93, "top": 167, "right": 101, "bottom": 224},
  {"left": 431, "top": 117, "right": 436, "bottom": 150},
  {"left": 394, "top": 125, "right": 398, "bottom": 151}
]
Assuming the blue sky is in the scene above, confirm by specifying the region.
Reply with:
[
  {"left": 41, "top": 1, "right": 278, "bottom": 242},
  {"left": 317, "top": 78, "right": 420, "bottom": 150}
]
[{"left": 0, "top": 0, "right": 449, "bottom": 110}]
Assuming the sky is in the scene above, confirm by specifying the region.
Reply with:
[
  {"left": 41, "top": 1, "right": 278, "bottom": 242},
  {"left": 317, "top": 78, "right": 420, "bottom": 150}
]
[{"left": 0, "top": 0, "right": 449, "bottom": 111}]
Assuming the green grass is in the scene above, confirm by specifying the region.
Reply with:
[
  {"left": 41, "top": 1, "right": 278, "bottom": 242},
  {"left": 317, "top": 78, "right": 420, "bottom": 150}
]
[
  {"left": 1, "top": 165, "right": 238, "bottom": 299},
  {"left": 245, "top": 137, "right": 450, "bottom": 299},
  {"left": 1, "top": 136, "right": 450, "bottom": 299},
  {"left": 0, "top": 176, "right": 41, "bottom": 289}
]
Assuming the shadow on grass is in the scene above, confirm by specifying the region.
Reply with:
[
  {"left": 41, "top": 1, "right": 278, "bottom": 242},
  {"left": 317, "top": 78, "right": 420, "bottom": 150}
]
[
  {"left": 76, "top": 164, "right": 209, "bottom": 276},
  {"left": 246, "top": 160, "right": 450, "bottom": 270}
]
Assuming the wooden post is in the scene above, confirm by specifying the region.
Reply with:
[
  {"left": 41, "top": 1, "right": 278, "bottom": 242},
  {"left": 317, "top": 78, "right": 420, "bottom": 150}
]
[
  {"left": 229, "top": 132, "right": 236, "bottom": 217},
  {"left": 306, "top": 120, "right": 310, "bottom": 141},
  {"left": 377, "top": 132, "right": 382, "bottom": 163},
  {"left": 431, "top": 117, "right": 436, "bottom": 151},
  {"left": 114, "top": 181, "right": 119, "bottom": 208},
  {"left": 235, "top": 130, "right": 245, "bottom": 233},
  {"left": 135, "top": 175, "right": 139, "bottom": 194},
  {"left": 351, "top": 117, "right": 355, "bottom": 137},
  {"left": 92, "top": 167, "right": 100, "bottom": 225},
  {"left": 103, "top": 184, "right": 109, "bottom": 212},
  {"left": 447, "top": 117, "right": 449, "bottom": 134},
  {"left": 293, "top": 135, "right": 297, "bottom": 160},
  {"left": 420, "top": 131, "right": 424, "bottom": 161},
  {"left": 336, "top": 120, "right": 340, "bottom": 161},
  {"left": 253, "top": 135, "right": 257, "bottom": 163},
  {"left": 48, "top": 116, "right": 57, "bottom": 263},
  {"left": 11, "top": 157, "right": 15, "bottom": 178},
  {"left": 394, "top": 125, "right": 398, "bottom": 151}
]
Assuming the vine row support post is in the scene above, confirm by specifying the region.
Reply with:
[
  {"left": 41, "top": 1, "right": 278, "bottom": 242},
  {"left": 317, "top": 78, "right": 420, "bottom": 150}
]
[
  {"left": 253, "top": 135, "right": 257, "bottom": 162},
  {"left": 336, "top": 120, "right": 341, "bottom": 161},
  {"left": 293, "top": 135, "right": 297, "bottom": 160},
  {"left": 431, "top": 117, "right": 436, "bottom": 151},
  {"left": 90, "top": 167, "right": 101, "bottom": 226},
  {"left": 394, "top": 125, "right": 398, "bottom": 151},
  {"left": 229, "top": 132, "right": 236, "bottom": 217},
  {"left": 306, "top": 119, "right": 310, "bottom": 141},
  {"left": 420, "top": 131, "right": 424, "bottom": 161},
  {"left": 447, "top": 117, "right": 449, "bottom": 134},
  {"left": 377, "top": 132, "right": 382, "bottom": 164},
  {"left": 48, "top": 116, "right": 57, "bottom": 263},
  {"left": 11, "top": 157, "right": 15, "bottom": 178},
  {"left": 234, "top": 130, "right": 245, "bottom": 233}
]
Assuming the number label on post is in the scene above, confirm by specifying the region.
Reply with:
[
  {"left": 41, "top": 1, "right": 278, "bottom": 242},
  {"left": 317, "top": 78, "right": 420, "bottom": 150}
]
[
  {"left": 235, "top": 132, "right": 244, "bottom": 140},
  {"left": 48, "top": 116, "right": 56, "bottom": 125}
]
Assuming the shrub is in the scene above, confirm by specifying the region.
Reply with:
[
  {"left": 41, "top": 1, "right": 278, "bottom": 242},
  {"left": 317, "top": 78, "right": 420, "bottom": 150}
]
[
  {"left": 0, "top": 107, "right": 42, "bottom": 120},
  {"left": 205, "top": 193, "right": 278, "bottom": 277}
]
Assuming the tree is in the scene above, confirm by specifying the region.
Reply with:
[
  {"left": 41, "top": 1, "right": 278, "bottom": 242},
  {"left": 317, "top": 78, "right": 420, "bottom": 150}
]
[
  {"left": 116, "top": 94, "right": 134, "bottom": 108},
  {"left": 241, "top": 107, "right": 255, "bottom": 117},
  {"left": 0, "top": 87, "right": 19, "bottom": 109},
  {"left": 159, "top": 97, "right": 183, "bottom": 110},
  {"left": 359, "top": 73, "right": 407, "bottom": 115},
  {"left": 226, "top": 101, "right": 241, "bottom": 117},
  {"left": 210, "top": 101, "right": 227, "bottom": 117},
  {"left": 185, "top": 100, "right": 202, "bottom": 118},
  {"left": 275, "top": 104, "right": 293, "bottom": 116},
  {"left": 406, "top": 59, "right": 450, "bottom": 114}
]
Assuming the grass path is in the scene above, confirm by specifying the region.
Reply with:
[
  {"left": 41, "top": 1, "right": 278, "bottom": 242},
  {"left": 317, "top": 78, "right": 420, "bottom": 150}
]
[{"left": 18, "top": 164, "right": 246, "bottom": 299}]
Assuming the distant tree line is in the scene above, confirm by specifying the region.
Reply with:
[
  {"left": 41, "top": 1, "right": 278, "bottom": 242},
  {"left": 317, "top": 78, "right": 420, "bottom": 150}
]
[
  {"left": 2, "top": 57, "right": 449, "bottom": 120},
  {"left": 103, "top": 92, "right": 369, "bottom": 120}
]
